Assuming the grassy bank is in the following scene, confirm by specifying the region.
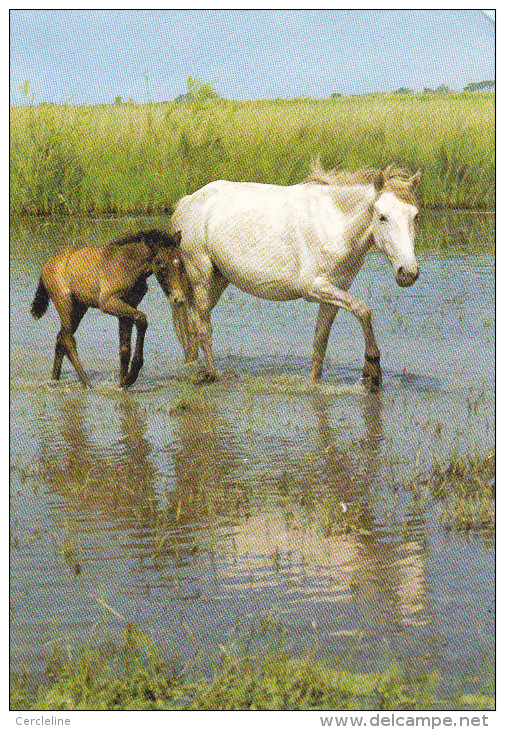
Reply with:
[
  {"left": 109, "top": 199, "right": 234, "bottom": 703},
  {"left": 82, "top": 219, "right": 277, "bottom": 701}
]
[
  {"left": 10, "top": 92, "right": 494, "bottom": 215},
  {"left": 11, "top": 627, "right": 494, "bottom": 711}
]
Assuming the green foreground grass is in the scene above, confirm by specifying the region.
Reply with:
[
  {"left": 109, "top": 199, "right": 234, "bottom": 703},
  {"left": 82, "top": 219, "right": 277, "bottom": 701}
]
[
  {"left": 11, "top": 627, "right": 494, "bottom": 711},
  {"left": 409, "top": 450, "right": 495, "bottom": 542},
  {"left": 10, "top": 92, "right": 494, "bottom": 215}
]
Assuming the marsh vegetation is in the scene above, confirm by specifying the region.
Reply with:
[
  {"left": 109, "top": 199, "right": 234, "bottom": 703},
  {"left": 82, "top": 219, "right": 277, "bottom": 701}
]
[
  {"left": 10, "top": 91, "right": 494, "bottom": 215},
  {"left": 11, "top": 623, "right": 494, "bottom": 711}
]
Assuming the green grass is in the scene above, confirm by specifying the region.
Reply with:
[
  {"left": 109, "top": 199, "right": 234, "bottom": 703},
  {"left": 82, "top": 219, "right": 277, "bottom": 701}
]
[
  {"left": 10, "top": 624, "right": 494, "bottom": 711},
  {"left": 432, "top": 450, "right": 495, "bottom": 538},
  {"left": 10, "top": 92, "right": 494, "bottom": 215},
  {"left": 409, "top": 449, "right": 495, "bottom": 542}
]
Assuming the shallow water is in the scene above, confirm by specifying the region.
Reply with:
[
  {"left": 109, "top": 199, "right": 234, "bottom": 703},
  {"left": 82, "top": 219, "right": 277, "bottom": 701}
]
[{"left": 10, "top": 212, "right": 494, "bottom": 691}]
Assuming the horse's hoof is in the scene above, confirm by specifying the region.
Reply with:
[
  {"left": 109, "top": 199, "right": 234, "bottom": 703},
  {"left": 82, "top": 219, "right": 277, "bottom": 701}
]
[
  {"left": 175, "top": 360, "right": 209, "bottom": 383},
  {"left": 362, "top": 358, "right": 382, "bottom": 392},
  {"left": 362, "top": 375, "right": 381, "bottom": 393},
  {"left": 202, "top": 370, "right": 219, "bottom": 383}
]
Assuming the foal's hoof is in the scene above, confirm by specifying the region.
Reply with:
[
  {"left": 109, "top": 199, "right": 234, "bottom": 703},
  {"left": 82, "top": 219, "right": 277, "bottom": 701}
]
[
  {"left": 362, "top": 356, "right": 382, "bottom": 393},
  {"left": 124, "top": 373, "right": 141, "bottom": 389},
  {"left": 362, "top": 375, "right": 382, "bottom": 393},
  {"left": 120, "top": 373, "right": 137, "bottom": 389},
  {"left": 202, "top": 370, "right": 219, "bottom": 383}
]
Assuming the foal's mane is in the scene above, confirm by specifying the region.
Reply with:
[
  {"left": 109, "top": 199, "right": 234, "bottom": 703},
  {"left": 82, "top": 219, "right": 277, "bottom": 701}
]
[
  {"left": 104, "top": 229, "right": 178, "bottom": 254},
  {"left": 304, "top": 159, "right": 419, "bottom": 206}
]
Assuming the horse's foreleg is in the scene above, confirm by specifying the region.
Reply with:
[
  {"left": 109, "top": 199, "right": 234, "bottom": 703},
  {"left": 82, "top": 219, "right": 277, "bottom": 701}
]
[
  {"left": 310, "top": 303, "right": 339, "bottom": 380},
  {"left": 175, "top": 305, "right": 199, "bottom": 362},
  {"left": 191, "top": 284, "right": 219, "bottom": 378},
  {"left": 187, "top": 273, "right": 227, "bottom": 378},
  {"left": 193, "top": 309, "right": 216, "bottom": 379},
  {"left": 118, "top": 317, "right": 134, "bottom": 387},
  {"left": 126, "top": 320, "right": 147, "bottom": 387},
  {"left": 305, "top": 282, "right": 381, "bottom": 391},
  {"left": 99, "top": 295, "right": 147, "bottom": 387}
]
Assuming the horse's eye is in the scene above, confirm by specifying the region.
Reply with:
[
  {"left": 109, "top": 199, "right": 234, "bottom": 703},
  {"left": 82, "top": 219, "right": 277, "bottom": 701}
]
[
  {"left": 379, "top": 214, "right": 388, "bottom": 223},
  {"left": 414, "top": 213, "right": 420, "bottom": 221}
]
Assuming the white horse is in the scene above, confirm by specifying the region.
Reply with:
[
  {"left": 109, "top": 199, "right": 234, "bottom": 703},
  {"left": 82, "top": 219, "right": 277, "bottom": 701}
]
[{"left": 170, "top": 161, "right": 421, "bottom": 390}]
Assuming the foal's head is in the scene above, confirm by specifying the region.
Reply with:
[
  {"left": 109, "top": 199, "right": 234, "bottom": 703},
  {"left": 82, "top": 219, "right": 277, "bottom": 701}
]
[{"left": 148, "top": 231, "right": 188, "bottom": 307}]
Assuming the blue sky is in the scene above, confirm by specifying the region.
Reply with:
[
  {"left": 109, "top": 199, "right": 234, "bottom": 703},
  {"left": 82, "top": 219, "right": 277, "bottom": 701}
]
[{"left": 10, "top": 9, "right": 495, "bottom": 105}]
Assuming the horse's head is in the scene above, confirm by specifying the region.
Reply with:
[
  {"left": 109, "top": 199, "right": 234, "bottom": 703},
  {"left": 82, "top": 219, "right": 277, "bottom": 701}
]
[
  {"left": 371, "top": 167, "right": 421, "bottom": 287},
  {"left": 152, "top": 231, "right": 187, "bottom": 306}
]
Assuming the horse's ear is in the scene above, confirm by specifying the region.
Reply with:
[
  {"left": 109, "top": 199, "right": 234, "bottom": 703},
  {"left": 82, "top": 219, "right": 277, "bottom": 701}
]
[
  {"left": 410, "top": 170, "right": 422, "bottom": 189},
  {"left": 374, "top": 171, "right": 385, "bottom": 194},
  {"left": 172, "top": 231, "right": 182, "bottom": 246}
]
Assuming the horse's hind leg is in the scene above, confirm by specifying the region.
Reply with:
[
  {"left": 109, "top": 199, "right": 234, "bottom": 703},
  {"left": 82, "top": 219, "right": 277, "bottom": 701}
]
[
  {"left": 310, "top": 303, "right": 339, "bottom": 380},
  {"left": 52, "top": 300, "right": 88, "bottom": 380},
  {"left": 52, "top": 295, "right": 91, "bottom": 388},
  {"left": 52, "top": 336, "right": 65, "bottom": 380}
]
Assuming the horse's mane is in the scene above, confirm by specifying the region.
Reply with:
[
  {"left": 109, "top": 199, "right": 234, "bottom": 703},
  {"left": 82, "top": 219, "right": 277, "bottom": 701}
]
[
  {"left": 105, "top": 229, "right": 178, "bottom": 253},
  {"left": 303, "top": 159, "right": 419, "bottom": 205}
]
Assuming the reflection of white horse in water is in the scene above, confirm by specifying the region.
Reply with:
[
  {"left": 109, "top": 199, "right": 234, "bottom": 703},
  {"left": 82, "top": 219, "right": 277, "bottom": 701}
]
[{"left": 171, "top": 161, "right": 421, "bottom": 389}]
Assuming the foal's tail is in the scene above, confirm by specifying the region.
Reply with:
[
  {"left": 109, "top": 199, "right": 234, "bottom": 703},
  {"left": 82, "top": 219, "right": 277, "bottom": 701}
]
[{"left": 30, "top": 277, "right": 50, "bottom": 319}]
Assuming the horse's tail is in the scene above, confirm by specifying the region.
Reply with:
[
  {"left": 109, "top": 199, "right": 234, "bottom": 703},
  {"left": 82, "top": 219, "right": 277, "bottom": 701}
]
[{"left": 30, "top": 277, "right": 50, "bottom": 319}]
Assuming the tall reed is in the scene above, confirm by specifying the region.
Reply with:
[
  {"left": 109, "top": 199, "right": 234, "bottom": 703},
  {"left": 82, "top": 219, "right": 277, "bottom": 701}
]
[{"left": 10, "top": 92, "right": 494, "bottom": 216}]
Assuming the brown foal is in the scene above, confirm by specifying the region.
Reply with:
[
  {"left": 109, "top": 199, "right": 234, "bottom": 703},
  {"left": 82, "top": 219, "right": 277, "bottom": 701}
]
[{"left": 31, "top": 229, "right": 187, "bottom": 388}]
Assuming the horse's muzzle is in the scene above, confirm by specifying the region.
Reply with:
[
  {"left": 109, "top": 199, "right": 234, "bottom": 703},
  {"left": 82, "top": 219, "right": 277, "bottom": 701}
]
[{"left": 395, "top": 266, "right": 419, "bottom": 287}]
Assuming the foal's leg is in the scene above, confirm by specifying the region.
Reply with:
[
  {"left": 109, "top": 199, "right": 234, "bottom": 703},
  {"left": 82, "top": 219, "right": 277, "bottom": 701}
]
[
  {"left": 305, "top": 280, "right": 382, "bottom": 391},
  {"left": 125, "top": 318, "right": 147, "bottom": 387},
  {"left": 310, "top": 303, "right": 339, "bottom": 380},
  {"left": 52, "top": 301, "right": 88, "bottom": 380},
  {"left": 52, "top": 338, "right": 65, "bottom": 381},
  {"left": 52, "top": 295, "right": 91, "bottom": 388},
  {"left": 99, "top": 295, "right": 147, "bottom": 387},
  {"left": 118, "top": 317, "right": 134, "bottom": 387}
]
